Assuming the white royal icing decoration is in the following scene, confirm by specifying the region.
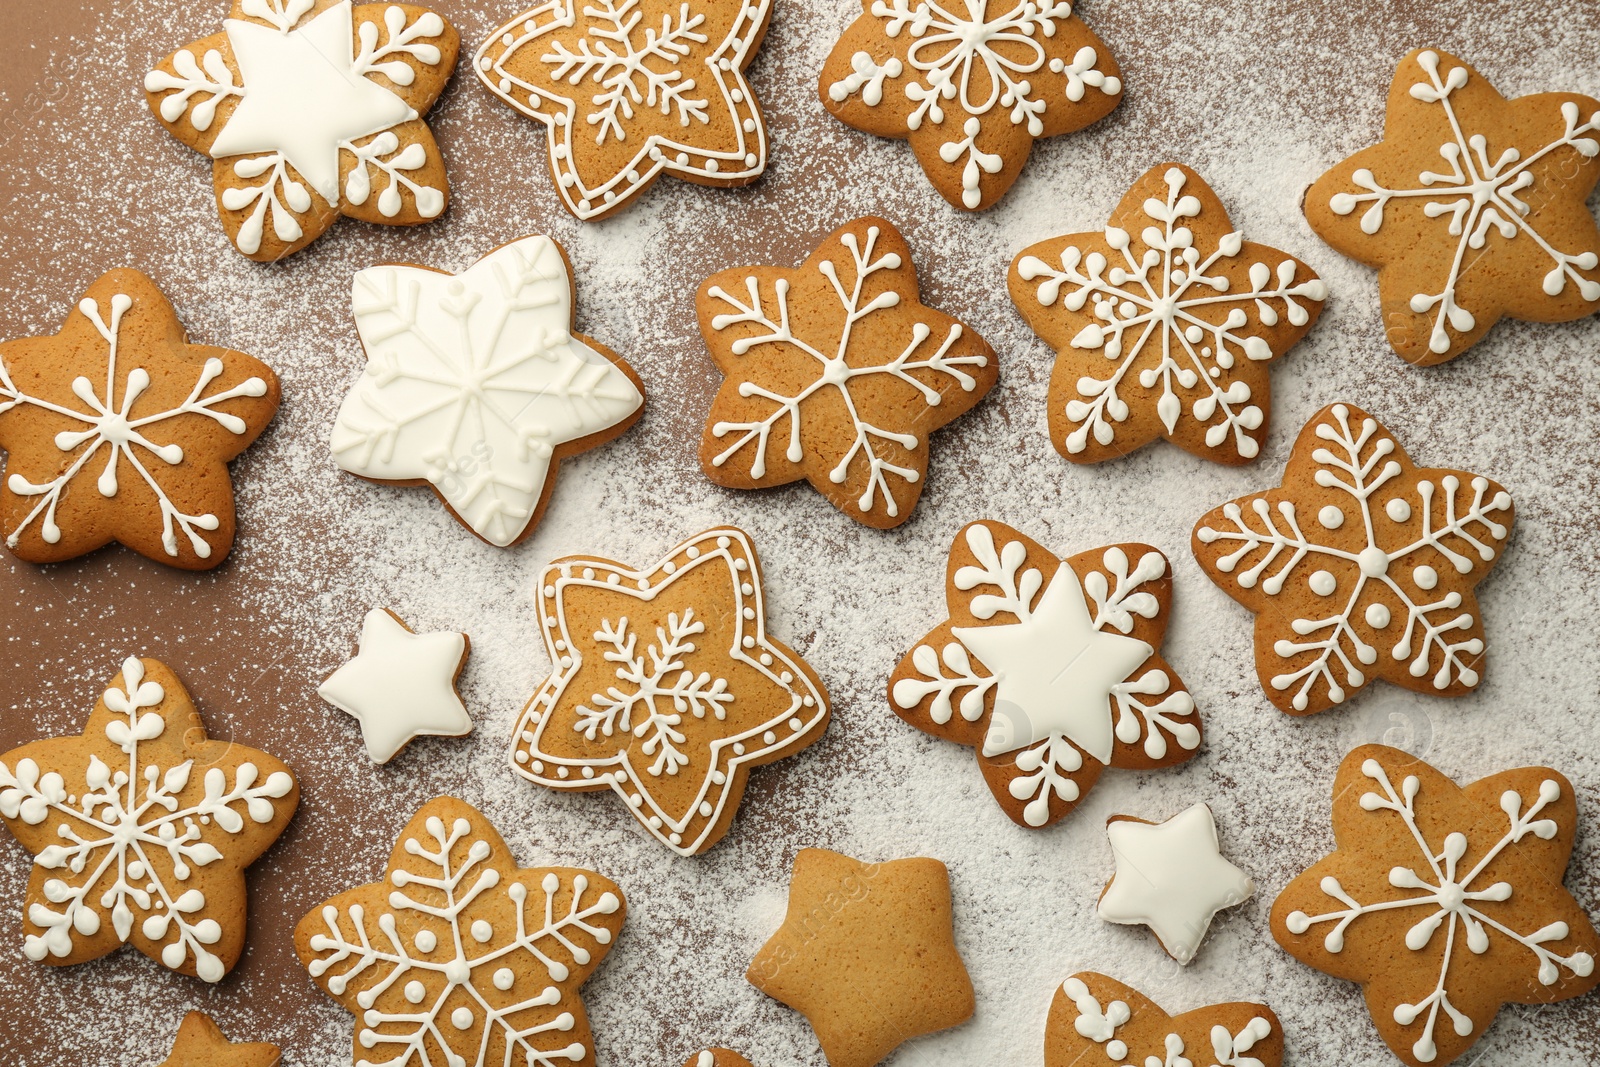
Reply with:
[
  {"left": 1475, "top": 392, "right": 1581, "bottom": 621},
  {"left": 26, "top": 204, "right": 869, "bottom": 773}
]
[
  {"left": 318, "top": 609, "right": 473, "bottom": 763},
  {"left": 474, "top": 0, "right": 770, "bottom": 220},
  {"left": 329, "top": 235, "right": 644, "bottom": 547},
  {"left": 1285, "top": 758, "right": 1596, "bottom": 1064},
  {"left": 1096, "top": 804, "right": 1255, "bottom": 966},
  {"left": 0, "top": 293, "right": 269, "bottom": 559},
  {"left": 1063, "top": 977, "right": 1274, "bottom": 1067},
  {"left": 1328, "top": 50, "right": 1600, "bottom": 355},
  {"left": 0, "top": 658, "right": 295, "bottom": 981}
]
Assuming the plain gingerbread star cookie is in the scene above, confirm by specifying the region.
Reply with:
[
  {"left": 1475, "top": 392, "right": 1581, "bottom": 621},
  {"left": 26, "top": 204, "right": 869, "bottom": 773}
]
[
  {"left": 1306, "top": 48, "right": 1600, "bottom": 364},
  {"left": 145, "top": 0, "right": 460, "bottom": 260},
  {"left": 747, "top": 849, "right": 973, "bottom": 1067},
  {"left": 318, "top": 608, "right": 473, "bottom": 763},
  {"left": 0, "top": 269, "right": 280, "bottom": 569},
  {"left": 1045, "top": 973, "right": 1282, "bottom": 1067},
  {"left": 158, "top": 1012, "right": 280, "bottom": 1067},
  {"left": 1271, "top": 745, "right": 1600, "bottom": 1067}
]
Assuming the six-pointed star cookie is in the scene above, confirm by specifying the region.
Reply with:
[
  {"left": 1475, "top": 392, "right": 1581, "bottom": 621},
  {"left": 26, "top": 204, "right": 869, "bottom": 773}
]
[
  {"left": 1193, "top": 402, "right": 1515, "bottom": 716},
  {"left": 145, "top": 0, "right": 459, "bottom": 260},
  {"left": 0, "top": 269, "right": 280, "bottom": 569},
  {"left": 890, "top": 521, "right": 1201, "bottom": 829},
  {"left": 697, "top": 217, "right": 997, "bottom": 528},
  {"left": 820, "top": 0, "right": 1123, "bottom": 210},
  {"left": 1011, "top": 163, "right": 1328, "bottom": 464},
  {"left": 158, "top": 1012, "right": 280, "bottom": 1067},
  {"left": 329, "top": 235, "right": 646, "bottom": 547},
  {"left": 1046, "top": 972, "right": 1282, "bottom": 1067},
  {"left": 318, "top": 608, "right": 473, "bottom": 763},
  {"left": 1272, "top": 746, "right": 1600, "bottom": 1067},
  {"left": 1097, "top": 803, "right": 1254, "bottom": 965},
  {"left": 0, "top": 657, "right": 299, "bottom": 981},
  {"left": 475, "top": 0, "right": 773, "bottom": 221},
  {"left": 747, "top": 849, "right": 974, "bottom": 1067},
  {"left": 510, "top": 526, "right": 830, "bottom": 855},
  {"left": 1306, "top": 48, "right": 1600, "bottom": 364},
  {"left": 297, "top": 796, "right": 626, "bottom": 1067}
]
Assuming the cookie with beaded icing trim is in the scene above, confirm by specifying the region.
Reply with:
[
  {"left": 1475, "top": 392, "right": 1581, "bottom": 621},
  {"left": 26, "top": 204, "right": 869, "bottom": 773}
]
[
  {"left": 475, "top": 0, "right": 773, "bottom": 222},
  {"left": 328, "top": 234, "right": 645, "bottom": 548},
  {"left": 683, "top": 1051, "right": 753, "bottom": 1067},
  {"left": 0, "top": 268, "right": 280, "bottom": 569},
  {"left": 1045, "top": 972, "right": 1282, "bottom": 1067},
  {"left": 145, "top": 0, "right": 459, "bottom": 261},
  {"left": 509, "top": 526, "right": 829, "bottom": 856},
  {"left": 1271, "top": 745, "right": 1599, "bottom": 1067},
  {"left": 819, "top": 0, "right": 1123, "bottom": 211},
  {"left": 1306, "top": 48, "right": 1600, "bottom": 365},
  {"left": 158, "top": 1012, "right": 280, "bottom": 1067},
  {"left": 1191, "top": 402, "right": 1514, "bottom": 716}
]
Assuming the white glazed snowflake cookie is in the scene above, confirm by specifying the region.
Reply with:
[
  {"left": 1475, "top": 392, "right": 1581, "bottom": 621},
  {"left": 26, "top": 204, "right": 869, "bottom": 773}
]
[
  {"left": 890, "top": 521, "right": 1200, "bottom": 830},
  {"left": 145, "top": 0, "right": 459, "bottom": 260},
  {"left": 296, "top": 796, "right": 625, "bottom": 1067},
  {"left": 820, "top": 0, "right": 1123, "bottom": 211},
  {"left": 510, "top": 526, "right": 830, "bottom": 856},
  {"left": 475, "top": 0, "right": 773, "bottom": 221},
  {"left": 329, "top": 235, "right": 646, "bottom": 548},
  {"left": 0, "top": 657, "right": 298, "bottom": 981},
  {"left": 1193, "top": 402, "right": 1514, "bottom": 715}
]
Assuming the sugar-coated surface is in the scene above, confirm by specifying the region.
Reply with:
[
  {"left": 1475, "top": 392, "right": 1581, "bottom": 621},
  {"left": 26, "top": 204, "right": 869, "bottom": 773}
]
[{"left": 0, "top": 1, "right": 1597, "bottom": 1064}]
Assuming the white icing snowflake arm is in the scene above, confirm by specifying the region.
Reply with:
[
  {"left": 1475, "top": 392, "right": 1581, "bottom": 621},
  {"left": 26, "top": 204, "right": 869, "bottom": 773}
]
[
  {"left": 221, "top": 154, "right": 313, "bottom": 256},
  {"left": 342, "top": 131, "right": 446, "bottom": 219},
  {"left": 351, "top": 6, "right": 447, "bottom": 83},
  {"left": 952, "top": 524, "right": 1043, "bottom": 622},
  {"left": 143, "top": 48, "right": 242, "bottom": 131},
  {"left": 240, "top": 0, "right": 317, "bottom": 33},
  {"left": 890, "top": 642, "right": 996, "bottom": 726}
]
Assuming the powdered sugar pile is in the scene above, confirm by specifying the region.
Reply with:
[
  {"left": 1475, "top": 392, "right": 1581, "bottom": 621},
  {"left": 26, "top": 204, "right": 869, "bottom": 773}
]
[{"left": 0, "top": 1, "right": 1597, "bottom": 1064}]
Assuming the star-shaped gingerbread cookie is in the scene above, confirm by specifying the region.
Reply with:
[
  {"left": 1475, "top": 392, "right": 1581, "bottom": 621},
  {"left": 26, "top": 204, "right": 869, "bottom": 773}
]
[
  {"left": 1045, "top": 973, "right": 1282, "bottom": 1067},
  {"left": 748, "top": 849, "right": 973, "bottom": 1067},
  {"left": 0, "top": 269, "right": 280, "bottom": 568},
  {"left": 158, "top": 1012, "right": 280, "bottom": 1067},
  {"left": 510, "top": 527, "right": 829, "bottom": 855},
  {"left": 0, "top": 657, "right": 299, "bottom": 981},
  {"left": 1011, "top": 163, "right": 1327, "bottom": 464},
  {"left": 1272, "top": 745, "right": 1599, "bottom": 1067},
  {"left": 475, "top": 0, "right": 773, "bottom": 221},
  {"left": 682, "top": 1051, "right": 753, "bottom": 1067},
  {"left": 698, "top": 217, "right": 997, "bottom": 528},
  {"left": 297, "top": 796, "right": 626, "bottom": 1067},
  {"left": 145, "top": 0, "right": 459, "bottom": 260},
  {"left": 890, "top": 521, "right": 1200, "bottom": 829},
  {"left": 1193, "top": 402, "right": 1514, "bottom": 715},
  {"left": 1306, "top": 48, "right": 1600, "bottom": 364},
  {"left": 820, "top": 0, "right": 1123, "bottom": 210}
]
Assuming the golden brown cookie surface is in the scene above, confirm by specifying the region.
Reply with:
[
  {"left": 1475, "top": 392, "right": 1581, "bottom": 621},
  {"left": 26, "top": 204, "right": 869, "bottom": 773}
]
[
  {"left": 158, "top": 1012, "right": 280, "bottom": 1067},
  {"left": 681, "top": 1050, "right": 753, "bottom": 1067},
  {"left": 1045, "top": 972, "right": 1281, "bottom": 1067}
]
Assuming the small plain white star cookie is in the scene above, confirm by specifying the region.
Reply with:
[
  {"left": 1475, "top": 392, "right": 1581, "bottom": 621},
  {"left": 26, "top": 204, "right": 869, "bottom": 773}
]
[
  {"left": 1096, "top": 802, "right": 1254, "bottom": 965},
  {"left": 318, "top": 608, "right": 472, "bottom": 763}
]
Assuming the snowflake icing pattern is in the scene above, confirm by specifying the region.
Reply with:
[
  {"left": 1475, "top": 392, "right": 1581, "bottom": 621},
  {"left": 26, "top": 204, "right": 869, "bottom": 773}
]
[
  {"left": 298, "top": 797, "right": 625, "bottom": 1067},
  {"left": 1011, "top": 165, "right": 1327, "bottom": 463},
  {"left": 1194, "top": 404, "right": 1514, "bottom": 715},
  {"left": 1311, "top": 49, "right": 1600, "bottom": 363},
  {"left": 698, "top": 218, "right": 996, "bottom": 528},
  {"left": 822, "top": 0, "right": 1122, "bottom": 210},
  {"left": 1275, "top": 747, "right": 1599, "bottom": 1067},
  {"left": 0, "top": 658, "right": 297, "bottom": 982}
]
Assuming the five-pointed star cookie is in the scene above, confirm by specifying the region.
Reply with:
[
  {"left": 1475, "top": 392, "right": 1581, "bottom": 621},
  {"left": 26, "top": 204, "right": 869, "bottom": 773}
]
[
  {"left": 1010, "top": 164, "right": 1328, "bottom": 464},
  {"left": 158, "top": 1011, "right": 280, "bottom": 1067},
  {"left": 475, "top": 0, "right": 773, "bottom": 221},
  {"left": 0, "top": 269, "right": 280, "bottom": 569},
  {"left": 820, "top": 0, "right": 1123, "bottom": 211},
  {"left": 1272, "top": 746, "right": 1600, "bottom": 1067},
  {"left": 1045, "top": 972, "right": 1282, "bottom": 1067},
  {"left": 1096, "top": 803, "right": 1254, "bottom": 965},
  {"left": 510, "top": 527, "right": 830, "bottom": 855},
  {"left": 318, "top": 608, "right": 473, "bottom": 763},
  {"left": 697, "top": 217, "right": 997, "bottom": 529},
  {"left": 747, "top": 849, "right": 974, "bottom": 1067},
  {"left": 1306, "top": 48, "right": 1600, "bottom": 364},
  {"left": 145, "top": 0, "right": 459, "bottom": 260},
  {"left": 1192, "top": 402, "right": 1515, "bottom": 716},
  {"left": 890, "top": 521, "right": 1201, "bottom": 829},
  {"left": 297, "top": 796, "right": 626, "bottom": 1067},
  {"left": 0, "top": 657, "right": 298, "bottom": 981},
  {"left": 329, "top": 235, "right": 645, "bottom": 548}
]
